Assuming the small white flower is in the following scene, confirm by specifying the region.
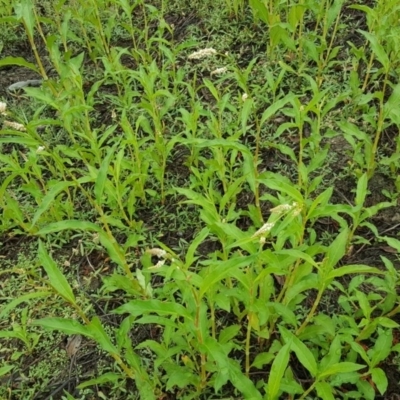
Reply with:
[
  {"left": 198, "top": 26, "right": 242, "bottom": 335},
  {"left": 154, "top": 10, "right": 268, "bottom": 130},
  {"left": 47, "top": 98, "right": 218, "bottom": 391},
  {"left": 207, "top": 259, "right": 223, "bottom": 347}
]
[
  {"left": 146, "top": 248, "right": 167, "bottom": 258},
  {"left": 36, "top": 146, "right": 45, "bottom": 154},
  {"left": 242, "top": 93, "right": 248, "bottom": 101},
  {"left": 0, "top": 102, "right": 7, "bottom": 115},
  {"left": 149, "top": 260, "right": 165, "bottom": 270},
  {"left": 259, "top": 236, "right": 266, "bottom": 245},
  {"left": 211, "top": 67, "right": 227, "bottom": 76},
  {"left": 292, "top": 205, "right": 302, "bottom": 217},
  {"left": 3, "top": 120, "right": 26, "bottom": 131},
  {"left": 252, "top": 222, "right": 274, "bottom": 238},
  {"left": 270, "top": 203, "right": 293, "bottom": 214},
  {"left": 188, "top": 48, "right": 217, "bottom": 60}
]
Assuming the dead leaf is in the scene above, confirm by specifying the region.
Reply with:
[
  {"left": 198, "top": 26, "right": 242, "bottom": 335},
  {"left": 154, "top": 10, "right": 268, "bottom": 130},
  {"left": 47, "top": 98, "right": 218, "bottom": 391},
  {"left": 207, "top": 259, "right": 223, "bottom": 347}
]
[
  {"left": 65, "top": 334, "right": 82, "bottom": 357},
  {"left": 379, "top": 246, "right": 398, "bottom": 254}
]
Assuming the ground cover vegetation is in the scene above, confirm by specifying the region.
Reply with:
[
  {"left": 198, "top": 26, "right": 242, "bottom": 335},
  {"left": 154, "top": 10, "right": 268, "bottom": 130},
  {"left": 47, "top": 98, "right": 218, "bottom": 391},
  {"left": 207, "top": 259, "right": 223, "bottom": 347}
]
[{"left": 0, "top": 0, "right": 400, "bottom": 398}]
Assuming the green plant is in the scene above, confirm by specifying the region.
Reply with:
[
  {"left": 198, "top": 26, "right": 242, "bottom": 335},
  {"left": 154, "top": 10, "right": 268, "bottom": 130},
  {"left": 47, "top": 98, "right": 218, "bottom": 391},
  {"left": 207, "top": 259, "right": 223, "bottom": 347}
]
[{"left": 1, "top": 0, "right": 400, "bottom": 398}]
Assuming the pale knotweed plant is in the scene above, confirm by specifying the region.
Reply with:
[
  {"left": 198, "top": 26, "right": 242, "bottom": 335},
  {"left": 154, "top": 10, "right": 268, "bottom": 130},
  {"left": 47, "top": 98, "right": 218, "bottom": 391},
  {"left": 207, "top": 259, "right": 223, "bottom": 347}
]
[
  {"left": 242, "top": 93, "right": 248, "bottom": 101},
  {"left": 188, "top": 48, "right": 217, "bottom": 60},
  {"left": 36, "top": 146, "right": 46, "bottom": 154}
]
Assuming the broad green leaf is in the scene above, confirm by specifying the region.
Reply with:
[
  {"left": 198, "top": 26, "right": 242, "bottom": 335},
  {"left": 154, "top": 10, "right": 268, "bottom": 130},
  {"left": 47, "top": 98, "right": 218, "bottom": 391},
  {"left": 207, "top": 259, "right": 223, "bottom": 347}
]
[
  {"left": 324, "top": 227, "right": 349, "bottom": 271},
  {"left": 114, "top": 299, "right": 193, "bottom": 320},
  {"left": 241, "top": 97, "right": 253, "bottom": 133},
  {"left": 359, "top": 30, "right": 390, "bottom": 71},
  {"left": 268, "top": 303, "right": 298, "bottom": 327},
  {"left": 355, "top": 173, "right": 368, "bottom": 207},
  {"left": 77, "top": 372, "right": 122, "bottom": 389},
  {"left": 327, "top": 264, "right": 381, "bottom": 280},
  {"left": 32, "top": 317, "right": 90, "bottom": 337},
  {"left": 219, "top": 325, "right": 241, "bottom": 344},
  {"left": 371, "top": 367, "right": 388, "bottom": 395},
  {"left": 319, "top": 335, "right": 342, "bottom": 371},
  {"left": 249, "top": 0, "right": 269, "bottom": 23},
  {"left": 95, "top": 143, "right": 118, "bottom": 206},
  {"left": 258, "top": 175, "right": 303, "bottom": 203},
  {"left": 326, "top": 0, "right": 345, "bottom": 29},
  {"left": 318, "top": 362, "right": 365, "bottom": 378},
  {"left": 0, "top": 291, "right": 50, "bottom": 319},
  {"left": 276, "top": 249, "right": 318, "bottom": 268},
  {"left": 0, "top": 330, "right": 25, "bottom": 340},
  {"left": 30, "top": 181, "right": 75, "bottom": 229},
  {"left": 97, "top": 232, "right": 138, "bottom": 285},
  {"left": 0, "top": 56, "right": 39, "bottom": 73},
  {"left": 384, "top": 83, "right": 400, "bottom": 123},
  {"left": 284, "top": 274, "right": 319, "bottom": 304},
  {"left": 15, "top": 0, "right": 35, "bottom": 37},
  {"left": 214, "top": 222, "right": 257, "bottom": 254},
  {"left": 165, "top": 365, "right": 199, "bottom": 390},
  {"left": 315, "top": 382, "right": 335, "bottom": 400},
  {"left": 290, "top": 339, "right": 317, "bottom": 377},
  {"left": 379, "top": 236, "right": 400, "bottom": 252},
  {"left": 203, "top": 79, "right": 220, "bottom": 101},
  {"left": 24, "top": 87, "right": 59, "bottom": 108},
  {"left": 338, "top": 120, "right": 372, "bottom": 144},
  {"left": 38, "top": 240, "right": 75, "bottom": 304},
  {"left": 116, "top": 315, "right": 135, "bottom": 351},
  {"left": 307, "top": 187, "right": 333, "bottom": 219},
  {"left": 260, "top": 93, "right": 295, "bottom": 125},
  {"left": 87, "top": 317, "right": 118, "bottom": 355},
  {"left": 0, "top": 364, "right": 14, "bottom": 377},
  {"left": 203, "top": 336, "right": 230, "bottom": 370},
  {"left": 228, "top": 360, "right": 262, "bottom": 399},
  {"left": 252, "top": 352, "right": 275, "bottom": 368},
  {"left": 356, "top": 290, "right": 371, "bottom": 319},
  {"left": 181, "top": 138, "right": 251, "bottom": 153},
  {"left": 267, "top": 342, "right": 291, "bottom": 399},
  {"left": 199, "top": 254, "right": 257, "bottom": 298},
  {"left": 135, "top": 316, "right": 178, "bottom": 328},
  {"left": 0, "top": 136, "right": 39, "bottom": 146},
  {"left": 376, "top": 317, "right": 399, "bottom": 329},
  {"left": 350, "top": 342, "right": 370, "bottom": 366},
  {"left": 36, "top": 220, "right": 101, "bottom": 235},
  {"left": 370, "top": 330, "right": 393, "bottom": 367},
  {"left": 185, "top": 227, "right": 209, "bottom": 268},
  {"left": 280, "top": 326, "right": 317, "bottom": 377}
]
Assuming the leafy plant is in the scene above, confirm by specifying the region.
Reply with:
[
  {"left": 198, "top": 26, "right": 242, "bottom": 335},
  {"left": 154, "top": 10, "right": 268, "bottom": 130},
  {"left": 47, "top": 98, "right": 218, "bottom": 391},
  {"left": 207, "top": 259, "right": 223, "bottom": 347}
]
[{"left": 1, "top": 0, "right": 400, "bottom": 398}]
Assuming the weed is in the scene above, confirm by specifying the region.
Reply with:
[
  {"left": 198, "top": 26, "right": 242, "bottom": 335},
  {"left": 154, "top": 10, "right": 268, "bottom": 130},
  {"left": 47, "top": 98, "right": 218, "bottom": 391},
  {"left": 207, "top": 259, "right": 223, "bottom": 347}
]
[{"left": 1, "top": 0, "right": 400, "bottom": 399}]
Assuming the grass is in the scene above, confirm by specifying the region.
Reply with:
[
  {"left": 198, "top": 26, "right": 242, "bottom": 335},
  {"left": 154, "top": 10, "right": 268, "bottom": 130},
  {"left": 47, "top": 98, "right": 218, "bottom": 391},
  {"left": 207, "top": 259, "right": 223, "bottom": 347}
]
[{"left": 1, "top": 0, "right": 400, "bottom": 398}]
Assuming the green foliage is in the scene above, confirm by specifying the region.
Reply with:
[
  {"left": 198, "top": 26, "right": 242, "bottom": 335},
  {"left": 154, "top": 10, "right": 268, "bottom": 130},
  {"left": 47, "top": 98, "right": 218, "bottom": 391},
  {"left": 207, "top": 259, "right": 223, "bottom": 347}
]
[{"left": 1, "top": 0, "right": 400, "bottom": 398}]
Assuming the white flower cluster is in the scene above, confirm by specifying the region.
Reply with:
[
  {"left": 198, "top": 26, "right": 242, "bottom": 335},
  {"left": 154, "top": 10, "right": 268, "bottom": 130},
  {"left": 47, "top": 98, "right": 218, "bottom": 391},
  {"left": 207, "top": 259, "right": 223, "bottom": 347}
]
[
  {"left": 0, "top": 102, "right": 7, "bottom": 115},
  {"left": 210, "top": 67, "right": 228, "bottom": 76},
  {"left": 270, "top": 202, "right": 301, "bottom": 215},
  {"left": 188, "top": 48, "right": 217, "bottom": 60},
  {"left": 3, "top": 120, "right": 26, "bottom": 131},
  {"left": 252, "top": 222, "right": 275, "bottom": 238},
  {"left": 146, "top": 248, "right": 167, "bottom": 258}
]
